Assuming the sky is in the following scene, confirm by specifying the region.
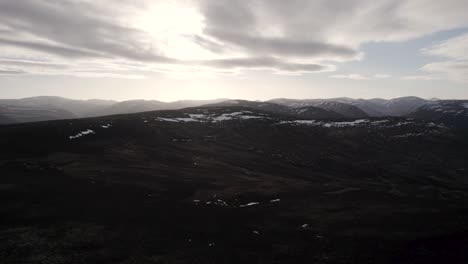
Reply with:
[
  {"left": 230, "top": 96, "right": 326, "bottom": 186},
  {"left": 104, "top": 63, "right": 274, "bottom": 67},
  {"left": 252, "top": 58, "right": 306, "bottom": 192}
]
[{"left": 0, "top": 0, "right": 468, "bottom": 101}]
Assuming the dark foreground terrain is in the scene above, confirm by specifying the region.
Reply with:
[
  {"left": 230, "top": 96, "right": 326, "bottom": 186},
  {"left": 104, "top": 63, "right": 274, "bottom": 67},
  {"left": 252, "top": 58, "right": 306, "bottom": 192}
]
[{"left": 1, "top": 107, "right": 468, "bottom": 263}]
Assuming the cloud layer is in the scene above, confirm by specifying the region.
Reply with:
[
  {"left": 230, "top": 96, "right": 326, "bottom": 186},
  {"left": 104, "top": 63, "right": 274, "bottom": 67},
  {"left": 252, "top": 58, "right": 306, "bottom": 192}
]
[{"left": 1, "top": 0, "right": 468, "bottom": 78}]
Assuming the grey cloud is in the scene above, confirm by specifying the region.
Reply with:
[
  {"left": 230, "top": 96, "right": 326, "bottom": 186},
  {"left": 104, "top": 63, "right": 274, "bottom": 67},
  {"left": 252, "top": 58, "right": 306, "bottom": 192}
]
[
  {"left": 206, "top": 30, "right": 358, "bottom": 59},
  {"left": 201, "top": 57, "right": 332, "bottom": 72},
  {"left": 0, "top": 0, "right": 168, "bottom": 62},
  {"left": 198, "top": 0, "right": 359, "bottom": 60},
  {"left": 0, "top": 38, "right": 104, "bottom": 58},
  {"left": 0, "top": 69, "right": 26, "bottom": 75},
  {"left": 0, "top": 59, "right": 68, "bottom": 69},
  {"left": 189, "top": 35, "right": 228, "bottom": 54},
  {"left": 197, "top": 0, "right": 468, "bottom": 61}
]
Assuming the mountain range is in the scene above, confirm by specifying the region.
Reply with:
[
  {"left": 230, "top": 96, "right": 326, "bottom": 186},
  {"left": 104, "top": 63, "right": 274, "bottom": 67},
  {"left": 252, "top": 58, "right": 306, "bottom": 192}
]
[{"left": 1, "top": 96, "right": 467, "bottom": 126}]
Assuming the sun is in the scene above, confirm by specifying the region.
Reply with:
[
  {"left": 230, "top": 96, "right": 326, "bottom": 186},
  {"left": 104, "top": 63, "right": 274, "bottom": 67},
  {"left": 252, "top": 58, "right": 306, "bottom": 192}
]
[{"left": 133, "top": 1, "right": 218, "bottom": 60}]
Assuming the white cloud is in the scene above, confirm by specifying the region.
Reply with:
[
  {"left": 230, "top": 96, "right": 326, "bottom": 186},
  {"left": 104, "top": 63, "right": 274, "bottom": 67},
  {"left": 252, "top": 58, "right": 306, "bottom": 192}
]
[
  {"left": 374, "top": 74, "right": 392, "bottom": 78},
  {"left": 330, "top": 74, "right": 370, "bottom": 80},
  {"left": 422, "top": 33, "right": 468, "bottom": 60},
  {"left": 413, "top": 32, "right": 468, "bottom": 82},
  {"left": 421, "top": 60, "right": 468, "bottom": 82},
  {"left": 330, "top": 73, "right": 391, "bottom": 80},
  {"left": 403, "top": 75, "right": 443, "bottom": 81}
]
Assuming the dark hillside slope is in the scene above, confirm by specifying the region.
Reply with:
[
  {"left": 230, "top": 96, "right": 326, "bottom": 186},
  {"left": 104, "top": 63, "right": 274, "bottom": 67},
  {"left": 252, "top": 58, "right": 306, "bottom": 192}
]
[
  {"left": 293, "top": 106, "right": 343, "bottom": 119},
  {"left": 408, "top": 100, "right": 468, "bottom": 127},
  {"left": 0, "top": 113, "right": 15, "bottom": 124},
  {"left": 310, "top": 101, "right": 368, "bottom": 118},
  {"left": 1, "top": 107, "right": 468, "bottom": 263}
]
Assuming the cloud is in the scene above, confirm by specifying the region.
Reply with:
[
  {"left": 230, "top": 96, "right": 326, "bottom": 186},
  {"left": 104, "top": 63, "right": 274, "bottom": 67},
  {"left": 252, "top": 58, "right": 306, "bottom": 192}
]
[
  {"left": 0, "top": 58, "right": 148, "bottom": 79},
  {"left": 200, "top": 57, "right": 334, "bottom": 73},
  {"left": 329, "top": 73, "right": 391, "bottom": 80},
  {"left": 412, "top": 32, "right": 468, "bottom": 82},
  {"left": 0, "top": 59, "right": 68, "bottom": 69},
  {"left": 403, "top": 75, "right": 443, "bottom": 81},
  {"left": 198, "top": 0, "right": 468, "bottom": 53},
  {"left": 0, "top": 0, "right": 167, "bottom": 61},
  {"left": 198, "top": 31, "right": 360, "bottom": 60},
  {"left": 330, "top": 74, "right": 370, "bottom": 80},
  {"left": 0, "top": 38, "right": 105, "bottom": 59},
  {"left": 0, "top": 68, "right": 26, "bottom": 75},
  {"left": 1, "top": 0, "right": 468, "bottom": 77},
  {"left": 421, "top": 32, "right": 468, "bottom": 60},
  {"left": 421, "top": 60, "right": 468, "bottom": 82},
  {"left": 374, "top": 74, "right": 392, "bottom": 78}
]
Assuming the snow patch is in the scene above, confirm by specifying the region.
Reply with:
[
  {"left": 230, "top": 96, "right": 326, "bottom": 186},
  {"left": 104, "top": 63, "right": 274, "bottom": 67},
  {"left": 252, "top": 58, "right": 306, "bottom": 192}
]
[
  {"left": 393, "top": 133, "right": 425, "bottom": 138},
  {"left": 175, "top": 117, "right": 202, "bottom": 122},
  {"left": 157, "top": 117, "right": 180, "bottom": 122},
  {"left": 69, "top": 129, "right": 95, "bottom": 139},
  {"left": 239, "top": 202, "right": 259, "bottom": 208},
  {"left": 188, "top": 114, "right": 206, "bottom": 119},
  {"left": 239, "top": 115, "right": 264, "bottom": 120},
  {"left": 323, "top": 119, "right": 368, "bottom": 127}
]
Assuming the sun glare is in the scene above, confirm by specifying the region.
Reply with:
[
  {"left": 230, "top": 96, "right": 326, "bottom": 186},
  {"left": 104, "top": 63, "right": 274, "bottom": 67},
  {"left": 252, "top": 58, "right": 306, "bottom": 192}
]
[{"left": 135, "top": 2, "right": 219, "bottom": 60}]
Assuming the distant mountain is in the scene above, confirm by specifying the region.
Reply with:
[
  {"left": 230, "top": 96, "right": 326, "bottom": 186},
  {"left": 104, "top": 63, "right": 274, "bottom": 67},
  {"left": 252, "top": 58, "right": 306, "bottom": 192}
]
[
  {"left": 308, "top": 101, "right": 368, "bottom": 118},
  {"left": 269, "top": 98, "right": 367, "bottom": 118},
  {"left": 0, "top": 96, "right": 116, "bottom": 118},
  {"left": 0, "top": 97, "right": 230, "bottom": 122},
  {"left": 373, "top": 96, "right": 428, "bottom": 116},
  {"left": 93, "top": 98, "right": 229, "bottom": 117},
  {"left": 92, "top": 99, "right": 168, "bottom": 116},
  {"left": 205, "top": 100, "right": 345, "bottom": 119},
  {"left": 332, "top": 98, "right": 387, "bottom": 117},
  {"left": 2, "top": 96, "right": 466, "bottom": 125},
  {"left": 0, "top": 104, "right": 76, "bottom": 124},
  {"left": 407, "top": 100, "right": 468, "bottom": 127},
  {"left": 206, "top": 100, "right": 295, "bottom": 115},
  {"left": 270, "top": 96, "right": 427, "bottom": 117},
  {"left": 166, "top": 99, "right": 229, "bottom": 109}
]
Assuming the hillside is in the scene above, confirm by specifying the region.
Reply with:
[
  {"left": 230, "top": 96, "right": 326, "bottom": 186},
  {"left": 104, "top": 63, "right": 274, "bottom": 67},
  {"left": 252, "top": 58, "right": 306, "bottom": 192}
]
[
  {"left": 408, "top": 100, "right": 468, "bottom": 127},
  {"left": 270, "top": 97, "right": 428, "bottom": 117},
  {"left": 1, "top": 106, "right": 468, "bottom": 263}
]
